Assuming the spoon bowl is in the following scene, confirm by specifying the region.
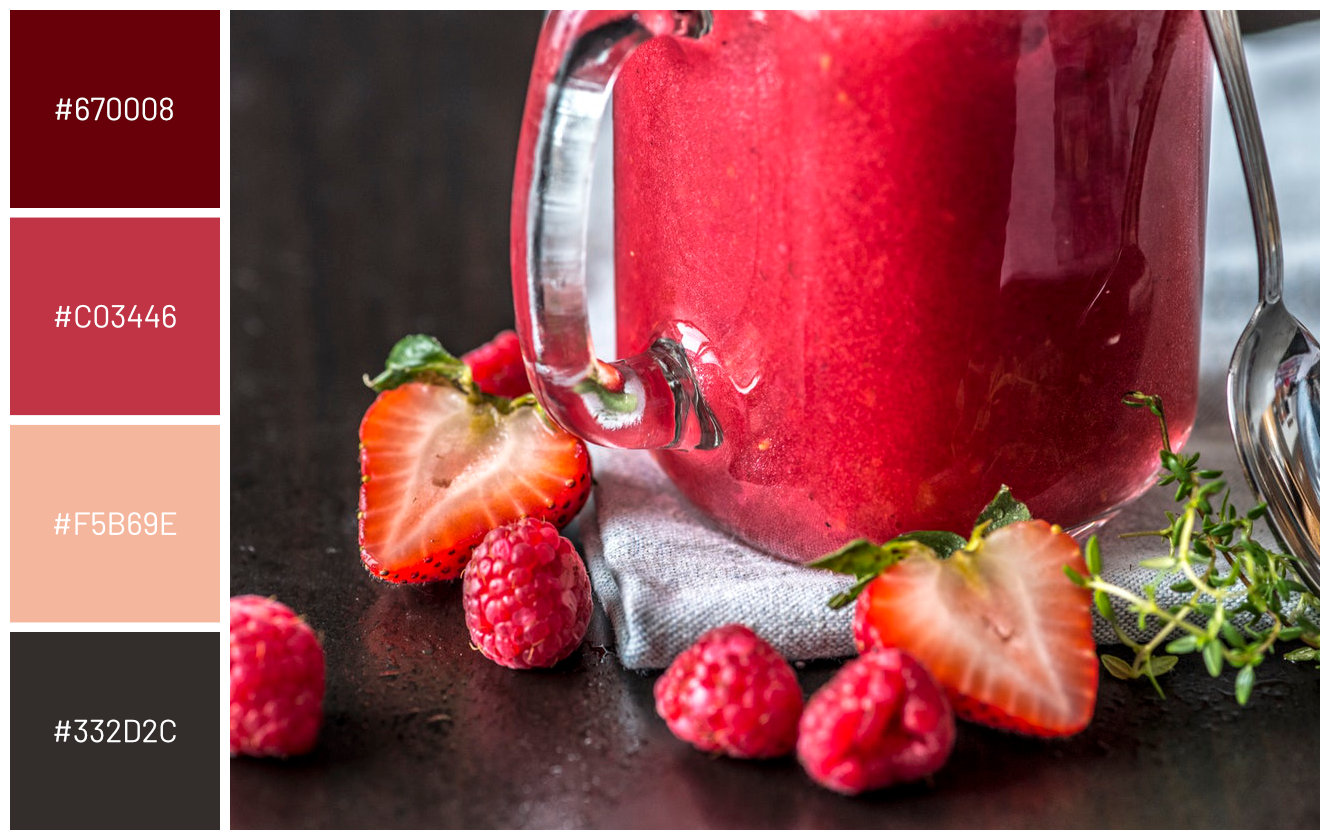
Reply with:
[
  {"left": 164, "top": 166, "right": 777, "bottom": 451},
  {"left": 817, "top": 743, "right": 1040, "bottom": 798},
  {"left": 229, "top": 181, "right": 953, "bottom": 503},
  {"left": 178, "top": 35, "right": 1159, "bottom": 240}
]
[
  {"left": 1206, "top": 10, "right": 1320, "bottom": 595},
  {"left": 1228, "top": 301, "right": 1321, "bottom": 594}
]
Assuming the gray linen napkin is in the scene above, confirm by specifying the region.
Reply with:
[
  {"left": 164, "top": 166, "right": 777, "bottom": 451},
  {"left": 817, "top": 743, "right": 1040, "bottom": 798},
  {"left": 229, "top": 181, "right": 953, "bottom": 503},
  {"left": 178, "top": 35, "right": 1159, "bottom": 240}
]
[{"left": 583, "top": 22, "right": 1320, "bottom": 670}]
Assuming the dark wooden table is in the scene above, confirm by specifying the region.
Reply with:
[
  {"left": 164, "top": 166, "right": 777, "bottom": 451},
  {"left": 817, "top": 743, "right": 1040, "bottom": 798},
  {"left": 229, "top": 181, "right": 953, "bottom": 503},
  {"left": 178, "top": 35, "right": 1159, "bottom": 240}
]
[{"left": 230, "top": 12, "right": 1319, "bottom": 829}]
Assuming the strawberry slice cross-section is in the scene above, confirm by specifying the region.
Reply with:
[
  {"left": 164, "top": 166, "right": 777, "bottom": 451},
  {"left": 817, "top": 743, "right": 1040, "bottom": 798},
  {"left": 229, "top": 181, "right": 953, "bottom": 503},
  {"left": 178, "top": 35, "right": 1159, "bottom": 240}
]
[
  {"left": 357, "top": 335, "right": 591, "bottom": 584},
  {"left": 855, "top": 520, "right": 1098, "bottom": 737}
]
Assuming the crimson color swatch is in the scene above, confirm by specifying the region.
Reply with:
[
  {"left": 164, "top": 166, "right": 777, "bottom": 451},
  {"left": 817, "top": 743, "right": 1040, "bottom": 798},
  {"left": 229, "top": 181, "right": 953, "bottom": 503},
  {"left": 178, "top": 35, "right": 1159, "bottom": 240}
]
[
  {"left": 10, "top": 11, "right": 220, "bottom": 208},
  {"left": 10, "top": 218, "right": 220, "bottom": 415}
]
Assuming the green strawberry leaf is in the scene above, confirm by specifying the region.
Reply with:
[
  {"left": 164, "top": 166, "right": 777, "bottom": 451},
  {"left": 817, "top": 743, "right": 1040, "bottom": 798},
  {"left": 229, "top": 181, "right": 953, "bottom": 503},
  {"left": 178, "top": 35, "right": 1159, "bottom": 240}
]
[
  {"left": 811, "top": 539, "right": 923, "bottom": 609},
  {"left": 810, "top": 540, "right": 893, "bottom": 609},
  {"left": 974, "top": 485, "right": 1032, "bottom": 535},
  {"left": 572, "top": 376, "right": 639, "bottom": 414},
  {"left": 895, "top": 530, "right": 966, "bottom": 558},
  {"left": 810, "top": 539, "right": 886, "bottom": 579},
  {"left": 813, "top": 486, "right": 1036, "bottom": 610},
  {"left": 364, "top": 334, "right": 471, "bottom": 392}
]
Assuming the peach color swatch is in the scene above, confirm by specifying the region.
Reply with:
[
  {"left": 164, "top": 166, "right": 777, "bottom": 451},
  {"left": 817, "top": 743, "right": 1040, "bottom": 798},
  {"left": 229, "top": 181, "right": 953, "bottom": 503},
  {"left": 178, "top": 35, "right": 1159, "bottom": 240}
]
[{"left": 11, "top": 425, "right": 220, "bottom": 621}]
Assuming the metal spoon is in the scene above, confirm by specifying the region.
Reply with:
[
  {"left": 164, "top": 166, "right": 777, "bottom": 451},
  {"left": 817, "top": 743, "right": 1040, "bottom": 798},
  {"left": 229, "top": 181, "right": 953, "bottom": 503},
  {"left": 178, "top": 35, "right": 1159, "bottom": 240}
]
[{"left": 1204, "top": 10, "right": 1320, "bottom": 595}]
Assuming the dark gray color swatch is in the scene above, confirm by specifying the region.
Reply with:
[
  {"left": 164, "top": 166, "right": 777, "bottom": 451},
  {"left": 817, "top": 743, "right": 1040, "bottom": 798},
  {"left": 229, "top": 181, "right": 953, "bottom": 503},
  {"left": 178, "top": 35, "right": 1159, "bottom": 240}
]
[{"left": 11, "top": 632, "right": 219, "bottom": 830}]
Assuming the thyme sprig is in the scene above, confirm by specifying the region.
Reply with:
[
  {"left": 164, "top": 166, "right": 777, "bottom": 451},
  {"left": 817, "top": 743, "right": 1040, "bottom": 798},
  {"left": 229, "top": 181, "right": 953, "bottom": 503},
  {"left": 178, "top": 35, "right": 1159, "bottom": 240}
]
[{"left": 1065, "top": 392, "right": 1320, "bottom": 704}]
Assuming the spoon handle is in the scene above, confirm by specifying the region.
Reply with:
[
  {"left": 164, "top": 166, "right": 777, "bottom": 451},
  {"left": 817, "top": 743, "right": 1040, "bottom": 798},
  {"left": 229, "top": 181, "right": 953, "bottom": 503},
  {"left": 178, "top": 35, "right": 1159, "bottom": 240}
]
[{"left": 1203, "top": 10, "right": 1284, "bottom": 306}]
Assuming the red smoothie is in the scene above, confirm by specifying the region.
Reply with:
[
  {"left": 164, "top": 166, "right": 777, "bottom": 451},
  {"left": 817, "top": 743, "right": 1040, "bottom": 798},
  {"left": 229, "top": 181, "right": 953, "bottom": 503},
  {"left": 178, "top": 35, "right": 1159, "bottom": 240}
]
[{"left": 611, "top": 11, "right": 1211, "bottom": 560}]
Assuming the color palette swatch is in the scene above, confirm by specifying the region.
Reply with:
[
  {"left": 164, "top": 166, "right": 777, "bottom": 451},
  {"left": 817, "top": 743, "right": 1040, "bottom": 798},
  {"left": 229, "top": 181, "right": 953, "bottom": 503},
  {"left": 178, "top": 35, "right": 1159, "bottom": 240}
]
[
  {"left": 10, "top": 11, "right": 221, "bottom": 208},
  {"left": 9, "top": 10, "right": 224, "bottom": 829},
  {"left": 10, "top": 632, "right": 220, "bottom": 829},
  {"left": 10, "top": 218, "right": 220, "bottom": 415},
  {"left": 10, "top": 425, "right": 220, "bottom": 622}
]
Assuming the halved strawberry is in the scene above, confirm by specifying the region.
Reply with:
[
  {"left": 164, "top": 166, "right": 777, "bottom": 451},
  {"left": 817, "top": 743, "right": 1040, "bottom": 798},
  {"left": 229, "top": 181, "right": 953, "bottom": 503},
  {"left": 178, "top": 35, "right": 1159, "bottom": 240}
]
[
  {"left": 358, "top": 335, "right": 591, "bottom": 584},
  {"left": 853, "top": 521, "right": 1097, "bottom": 737}
]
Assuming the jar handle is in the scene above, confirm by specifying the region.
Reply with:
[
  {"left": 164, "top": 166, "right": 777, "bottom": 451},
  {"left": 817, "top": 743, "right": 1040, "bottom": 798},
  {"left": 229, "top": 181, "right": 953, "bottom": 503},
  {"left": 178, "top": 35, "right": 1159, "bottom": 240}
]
[{"left": 510, "top": 10, "right": 721, "bottom": 450}]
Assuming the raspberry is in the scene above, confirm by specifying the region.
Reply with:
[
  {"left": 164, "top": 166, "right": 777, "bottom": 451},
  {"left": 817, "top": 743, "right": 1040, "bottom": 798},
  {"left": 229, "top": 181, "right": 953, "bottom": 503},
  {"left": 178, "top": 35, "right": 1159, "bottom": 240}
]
[
  {"left": 797, "top": 647, "right": 955, "bottom": 795},
  {"left": 653, "top": 624, "right": 803, "bottom": 759},
  {"left": 230, "top": 595, "right": 325, "bottom": 758},
  {"left": 462, "top": 329, "right": 532, "bottom": 399},
  {"left": 462, "top": 517, "right": 592, "bottom": 669}
]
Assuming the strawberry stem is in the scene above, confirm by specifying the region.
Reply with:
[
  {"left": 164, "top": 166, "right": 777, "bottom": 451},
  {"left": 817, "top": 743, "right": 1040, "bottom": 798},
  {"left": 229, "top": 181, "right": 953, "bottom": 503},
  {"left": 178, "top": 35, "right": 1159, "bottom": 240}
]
[
  {"left": 572, "top": 375, "right": 638, "bottom": 414},
  {"left": 364, "top": 335, "right": 551, "bottom": 418},
  {"left": 815, "top": 486, "right": 1034, "bottom": 609}
]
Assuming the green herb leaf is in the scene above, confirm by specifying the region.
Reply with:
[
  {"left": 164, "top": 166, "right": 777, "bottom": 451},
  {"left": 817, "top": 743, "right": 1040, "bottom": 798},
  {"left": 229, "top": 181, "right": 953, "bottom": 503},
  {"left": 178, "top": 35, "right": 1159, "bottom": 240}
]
[
  {"left": 974, "top": 485, "right": 1032, "bottom": 535},
  {"left": 1076, "top": 394, "right": 1319, "bottom": 705},
  {"left": 1235, "top": 664, "right": 1255, "bottom": 705},
  {"left": 1220, "top": 621, "right": 1245, "bottom": 648},
  {"left": 1093, "top": 590, "right": 1114, "bottom": 620},
  {"left": 1140, "top": 555, "right": 1177, "bottom": 570},
  {"left": 1284, "top": 646, "right": 1319, "bottom": 662},
  {"left": 1275, "top": 578, "right": 1292, "bottom": 601},
  {"left": 1248, "top": 589, "right": 1269, "bottom": 613},
  {"left": 1202, "top": 640, "right": 1225, "bottom": 677},
  {"left": 1165, "top": 636, "right": 1199, "bottom": 654},
  {"left": 1146, "top": 655, "right": 1179, "bottom": 676},
  {"left": 364, "top": 334, "right": 470, "bottom": 392},
  {"left": 1086, "top": 536, "right": 1102, "bottom": 575},
  {"left": 1063, "top": 565, "right": 1086, "bottom": 586},
  {"left": 1101, "top": 654, "right": 1135, "bottom": 680}
]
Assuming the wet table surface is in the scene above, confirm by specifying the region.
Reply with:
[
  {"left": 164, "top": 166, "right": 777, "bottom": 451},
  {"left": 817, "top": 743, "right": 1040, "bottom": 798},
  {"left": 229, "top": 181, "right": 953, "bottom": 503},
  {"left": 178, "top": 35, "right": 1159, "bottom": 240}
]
[{"left": 229, "top": 12, "right": 1319, "bottom": 829}]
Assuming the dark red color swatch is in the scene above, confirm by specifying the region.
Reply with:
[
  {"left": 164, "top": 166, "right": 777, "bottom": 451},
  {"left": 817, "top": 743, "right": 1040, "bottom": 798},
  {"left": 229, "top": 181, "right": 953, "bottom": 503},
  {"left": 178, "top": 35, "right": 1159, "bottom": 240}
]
[
  {"left": 11, "top": 218, "right": 220, "bottom": 414},
  {"left": 11, "top": 11, "right": 220, "bottom": 208}
]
